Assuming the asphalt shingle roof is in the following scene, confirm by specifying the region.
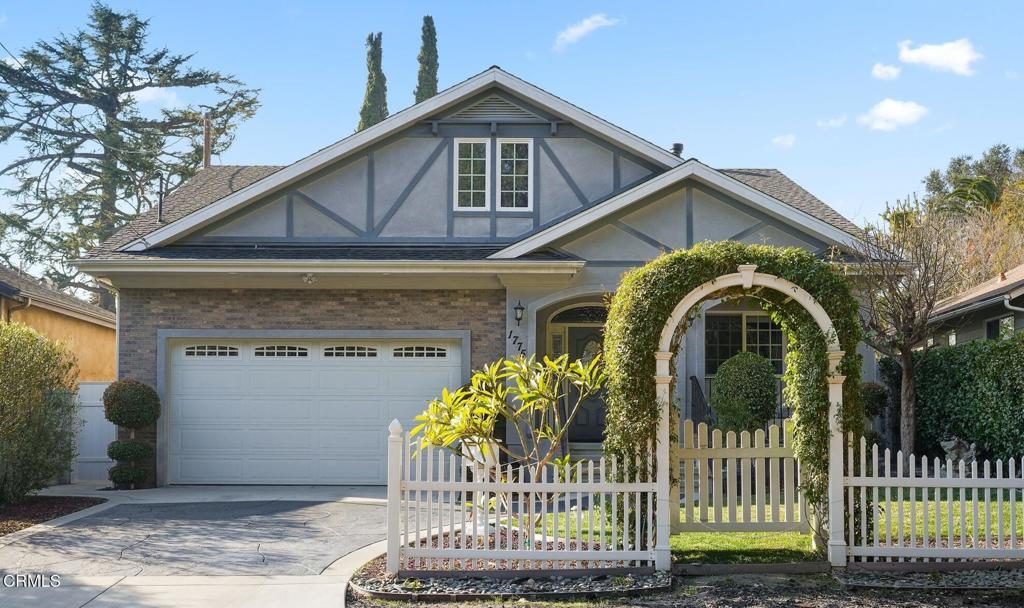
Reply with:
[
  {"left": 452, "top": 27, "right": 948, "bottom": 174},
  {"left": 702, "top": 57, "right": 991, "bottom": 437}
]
[
  {"left": 0, "top": 265, "right": 114, "bottom": 322},
  {"left": 932, "top": 262, "right": 1024, "bottom": 317},
  {"left": 88, "top": 165, "right": 858, "bottom": 262}
]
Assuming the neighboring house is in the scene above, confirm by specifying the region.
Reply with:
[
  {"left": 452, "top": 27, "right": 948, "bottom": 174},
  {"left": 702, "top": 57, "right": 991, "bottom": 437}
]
[
  {"left": 78, "top": 67, "right": 868, "bottom": 486},
  {"left": 0, "top": 265, "right": 115, "bottom": 381},
  {"left": 930, "top": 263, "right": 1024, "bottom": 344}
]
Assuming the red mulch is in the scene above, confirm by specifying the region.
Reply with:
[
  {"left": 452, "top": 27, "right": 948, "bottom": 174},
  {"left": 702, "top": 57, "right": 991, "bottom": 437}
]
[{"left": 0, "top": 496, "right": 106, "bottom": 536}]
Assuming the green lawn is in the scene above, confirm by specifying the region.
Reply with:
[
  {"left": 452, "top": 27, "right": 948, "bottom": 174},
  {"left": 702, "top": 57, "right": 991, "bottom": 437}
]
[{"left": 865, "top": 488, "right": 1024, "bottom": 546}]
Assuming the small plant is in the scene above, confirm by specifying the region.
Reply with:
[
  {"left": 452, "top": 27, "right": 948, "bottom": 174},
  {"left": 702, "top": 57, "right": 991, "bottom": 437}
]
[
  {"left": 710, "top": 351, "right": 777, "bottom": 433},
  {"left": 103, "top": 378, "right": 160, "bottom": 489}
]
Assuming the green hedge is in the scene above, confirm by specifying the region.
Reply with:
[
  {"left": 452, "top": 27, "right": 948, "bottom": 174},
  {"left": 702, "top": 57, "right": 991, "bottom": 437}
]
[
  {"left": 881, "top": 335, "right": 1024, "bottom": 459},
  {"left": 710, "top": 351, "right": 777, "bottom": 433}
]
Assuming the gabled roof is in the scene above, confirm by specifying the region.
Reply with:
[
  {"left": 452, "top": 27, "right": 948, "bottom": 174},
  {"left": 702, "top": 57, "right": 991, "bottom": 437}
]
[
  {"left": 112, "top": 66, "right": 684, "bottom": 253},
  {"left": 489, "top": 160, "right": 862, "bottom": 259},
  {"left": 931, "top": 262, "right": 1024, "bottom": 320},
  {"left": 0, "top": 265, "right": 115, "bottom": 327}
]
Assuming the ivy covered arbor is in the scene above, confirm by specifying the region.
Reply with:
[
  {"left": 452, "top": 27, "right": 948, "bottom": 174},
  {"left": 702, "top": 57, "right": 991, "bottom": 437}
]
[{"left": 603, "top": 241, "right": 866, "bottom": 566}]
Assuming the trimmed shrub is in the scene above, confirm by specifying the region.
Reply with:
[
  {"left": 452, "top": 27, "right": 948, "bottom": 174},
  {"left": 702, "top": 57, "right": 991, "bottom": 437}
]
[
  {"left": 108, "top": 463, "right": 148, "bottom": 487},
  {"left": 103, "top": 379, "right": 160, "bottom": 429},
  {"left": 710, "top": 351, "right": 777, "bottom": 433},
  {"left": 880, "top": 335, "right": 1024, "bottom": 459},
  {"left": 0, "top": 323, "right": 79, "bottom": 504},
  {"left": 106, "top": 439, "right": 154, "bottom": 462}
]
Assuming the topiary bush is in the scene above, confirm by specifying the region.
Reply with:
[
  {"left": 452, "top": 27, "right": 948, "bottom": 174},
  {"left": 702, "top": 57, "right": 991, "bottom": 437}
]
[
  {"left": 103, "top": 378, "right": 160, "bottom": 489},
  {"left": 0, "top": 323, "right": 80, "bottom": 504},
  {"left": 108, "top": 463, "right": 148, "bottom": 488},
  {"left": 103, "top": 379, "right": 160, "bottom": 428},
  {"left": 881, "top": 335, "right": 1024, "bottom": 460},
  {"left": 710, "top": 351, "right": 777, "bottom": 433},
  {"left": 107, "top": 439, "right": 154, "bottom": 462}
]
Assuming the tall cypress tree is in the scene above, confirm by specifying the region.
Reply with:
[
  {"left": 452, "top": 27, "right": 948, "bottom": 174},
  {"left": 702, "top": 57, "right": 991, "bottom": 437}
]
[
  {"left": 414, "top": 16, "right": 438, "bottom": 103},
  {"left": 358, "top": 32, "right": 388, "bottom": 131}
]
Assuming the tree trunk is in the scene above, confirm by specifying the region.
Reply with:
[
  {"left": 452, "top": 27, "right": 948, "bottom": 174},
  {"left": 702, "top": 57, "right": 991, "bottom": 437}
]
[{"left": 899, "top": 350, "right": 916, "bottom": 456}]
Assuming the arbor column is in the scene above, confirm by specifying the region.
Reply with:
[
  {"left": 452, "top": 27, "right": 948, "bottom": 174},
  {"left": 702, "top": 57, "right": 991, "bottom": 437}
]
[
  {"left": 826, "top": 350, "right": 847, "bottom": 568},
  {"left": 654, "top": 350, "right": 674, "bottom": 570}
]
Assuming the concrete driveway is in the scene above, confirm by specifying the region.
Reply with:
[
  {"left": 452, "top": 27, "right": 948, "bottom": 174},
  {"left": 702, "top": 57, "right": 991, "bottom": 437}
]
[{"left": 0, "top": 485, "right": 388, "bottom": 607}]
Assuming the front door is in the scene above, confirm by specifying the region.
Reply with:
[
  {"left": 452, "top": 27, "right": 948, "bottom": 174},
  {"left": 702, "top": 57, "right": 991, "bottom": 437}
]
[{"left": 566, "top": 326, "right": 605, "bottom": 442}]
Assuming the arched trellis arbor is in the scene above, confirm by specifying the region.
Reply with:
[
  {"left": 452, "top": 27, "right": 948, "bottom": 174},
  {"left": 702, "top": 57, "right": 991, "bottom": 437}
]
[
  {"left": 603, "top": 242, "right": 864, "bottom": 571},
  {"left": 653, "top": 265, "right": 846, "bottom": 568}
]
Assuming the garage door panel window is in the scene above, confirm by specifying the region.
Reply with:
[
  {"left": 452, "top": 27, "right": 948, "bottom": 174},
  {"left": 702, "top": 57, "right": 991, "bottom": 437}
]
[
  {"left": 324, "top": 345, "right": 378, "bottom": 358},
  {"left": 393, "top": 345, "right": 447, "bottom": 358},
  {"left": 254, "top": 345, "right": 309, "bottom": 357},
  {"left": 184, "top": 345, "right": 239, "bottom": 357}
]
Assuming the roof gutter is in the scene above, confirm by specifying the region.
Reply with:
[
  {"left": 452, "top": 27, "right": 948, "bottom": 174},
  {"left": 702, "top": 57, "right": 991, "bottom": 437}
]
[
  {"left": 1005, "top": 294, "right": 1024, "bottom": 315},
  {"left": 929, "top": 295, "right": 1006, "bottom": 325},
  {"left": 75, "top": 258, "right": 586, "bottom": 276}
]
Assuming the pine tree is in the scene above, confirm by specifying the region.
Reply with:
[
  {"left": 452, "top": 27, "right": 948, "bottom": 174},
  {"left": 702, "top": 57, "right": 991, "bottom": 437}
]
[
  {"left": 0, "top": 2, "right": 259, "bottom": 307},
  {"left": 414, "top": 16, "right": 438, "bottom": 103},
  {"left": 358, "top": 33, "right": 388, "bottom": 131}
]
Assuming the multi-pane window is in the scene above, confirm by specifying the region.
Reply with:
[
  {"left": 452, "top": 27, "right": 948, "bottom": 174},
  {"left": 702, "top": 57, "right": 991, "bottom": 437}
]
[
  {"left": 455, "top": 139, "right": 488, "bottom": 209},
  {"left": 499, "top": 140, "right": 531, "bottom": 209},
  {"left": 393, "top": 345, "right": 447, "bottom": 358},
  {"left": 254, "top": 345, "right": 308, "bottom": 357},
  {"left": 184, "top": 345, "right": 238, "bottom": 357},
  {"left": 324, "top": 345, "right": 377, "bottom": 358},
  {"left": 986, "top": 315, "right": 1015, "bottom": 340},
  {"left": 705, "top": 313, "right": 785, "bottom": 375}
]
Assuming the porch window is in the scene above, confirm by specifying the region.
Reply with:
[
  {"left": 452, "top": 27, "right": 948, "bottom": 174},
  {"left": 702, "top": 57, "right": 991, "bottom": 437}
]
[
  {"left": 498, "top": 139, "right": 531, "bottom": 209},
  {"left": 705, "top": 313, "right": 784, "bottom": 375},
  {"left": 454, "top": 138, "right": 489, "bottom": 210}
]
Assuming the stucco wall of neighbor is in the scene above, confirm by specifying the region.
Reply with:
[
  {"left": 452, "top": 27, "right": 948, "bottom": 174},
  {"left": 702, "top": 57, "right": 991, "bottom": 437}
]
[
  {"left": 116, "top": 287, "right": 506, "bottom": 484},
  {"left": 7, "top": 303, "right": 115, "bottom": 382}
]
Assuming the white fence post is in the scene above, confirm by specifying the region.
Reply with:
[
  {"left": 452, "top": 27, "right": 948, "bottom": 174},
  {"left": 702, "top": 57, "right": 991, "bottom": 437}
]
[
  {"left": 827, "top": 351, "right": 847, "bottom": 568},
  {"left": 386, "top": 419, "right": 403, "bottom": 574},
  {"left": 654, "top": 351, "right": 674, "bottom": 571}
]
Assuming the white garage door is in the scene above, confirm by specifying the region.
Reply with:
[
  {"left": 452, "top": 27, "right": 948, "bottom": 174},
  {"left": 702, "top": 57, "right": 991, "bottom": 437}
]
[{"left": 168, "top": 339, "right": 462, "bottom": 484}]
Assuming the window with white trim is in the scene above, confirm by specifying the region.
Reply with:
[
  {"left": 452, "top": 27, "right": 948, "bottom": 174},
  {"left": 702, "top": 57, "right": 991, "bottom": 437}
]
[
  {"left": 324, "top": 345, "right": 378, "bottom": 358},
  {"left": 498, "top": 139, "right": 531, "bottom": 209},
  {"left": 184, "top": 345, "right": 238, "bottom": 357},
  {"left": 705, "top": 313, "right": 785, "bottom": 375},
  {"left": 454, "top": 138, "right": 489, "bottom": 209},
  {"left": 393, "top": 345, "right": 447, "bottom": 358},
  {"left": 254, "top": 345, "right": 308, "bottom": 357}
]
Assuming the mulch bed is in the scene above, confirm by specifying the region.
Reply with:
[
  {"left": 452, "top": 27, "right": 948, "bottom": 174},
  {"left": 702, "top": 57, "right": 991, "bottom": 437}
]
[{"left": 0, "top": 495, "right": 106, "bottom": 536}]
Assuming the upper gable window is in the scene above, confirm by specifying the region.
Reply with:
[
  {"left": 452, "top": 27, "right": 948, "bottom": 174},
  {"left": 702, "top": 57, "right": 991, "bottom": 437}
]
[
  {"left": 454, "top": 138, "right": 489, "bottom": 210},
  {"left": 498, "top": 139, "right": 532, "bottom": 210}
]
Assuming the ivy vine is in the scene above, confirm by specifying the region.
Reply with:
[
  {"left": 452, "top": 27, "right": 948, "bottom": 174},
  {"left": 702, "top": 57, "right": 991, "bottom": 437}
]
[{"left": 603, "top": 241, "right": 867, "bottom": 549}]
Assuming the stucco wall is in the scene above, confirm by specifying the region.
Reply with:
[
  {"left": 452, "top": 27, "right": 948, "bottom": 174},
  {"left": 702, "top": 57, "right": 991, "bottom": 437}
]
[{"left": 5, "top": 300, "right": 115, "bottom": 381}]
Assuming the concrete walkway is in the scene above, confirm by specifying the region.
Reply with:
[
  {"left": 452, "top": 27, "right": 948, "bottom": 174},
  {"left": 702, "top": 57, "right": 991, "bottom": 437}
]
[{"left": 0, "top": 484, "right": 388, "bottom": 607}]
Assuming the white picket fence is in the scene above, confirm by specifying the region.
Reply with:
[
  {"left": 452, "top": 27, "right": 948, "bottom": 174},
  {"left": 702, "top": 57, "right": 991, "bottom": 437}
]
[
  {"left": 679, "top": 420, "right": 810, "bottom": 532},
  {"left": 844, "top": 435, "right": 1024, "bottom": 562},
  {"left": 386, "top": 421, "right": 660, "bottom": 573}
]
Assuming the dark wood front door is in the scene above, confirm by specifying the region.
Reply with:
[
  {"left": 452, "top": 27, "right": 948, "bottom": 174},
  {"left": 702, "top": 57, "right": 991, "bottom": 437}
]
[{"left": 566, "top": 326, "right": 605, "bottom": 443}]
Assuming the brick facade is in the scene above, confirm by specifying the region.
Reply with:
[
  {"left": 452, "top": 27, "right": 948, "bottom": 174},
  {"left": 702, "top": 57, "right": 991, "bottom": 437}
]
[{"left": 116, "top": 288, "right": 506, "bottom": 484}]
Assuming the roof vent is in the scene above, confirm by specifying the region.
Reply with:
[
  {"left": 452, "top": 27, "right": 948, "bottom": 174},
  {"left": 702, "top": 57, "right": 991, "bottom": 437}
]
[
  {"left": 670, "top": 143, "right": 684, "bottom": 157},
  {"left": 446, "top": 95, "right": 543, "bottom": 122}
]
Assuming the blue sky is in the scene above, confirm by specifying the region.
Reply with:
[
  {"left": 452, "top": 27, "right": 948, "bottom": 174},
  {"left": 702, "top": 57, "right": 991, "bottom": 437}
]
[{"left": 1, "top": 1, "right": 1022, "bottom": 224}]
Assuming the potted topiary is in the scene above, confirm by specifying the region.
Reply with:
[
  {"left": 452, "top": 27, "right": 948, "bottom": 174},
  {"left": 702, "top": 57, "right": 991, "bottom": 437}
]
[{"left": 103, "top": 379, "right": 160, "bottom": 489}]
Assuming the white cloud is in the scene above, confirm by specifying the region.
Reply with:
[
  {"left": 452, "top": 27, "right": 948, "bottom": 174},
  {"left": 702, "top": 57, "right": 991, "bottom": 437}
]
[
  {"left": 898, "top": 38, "right": 982, "bottom": 76},
  {"left": 129, "top": 87, "right": 182, "bottom": 108},
  {"left": 816, "top": 114, "right": 847, "bottom": 129},
  {"left": 771, "top": 134, "right": 796, "bottom": 150},
  {"left": 871, "top": 63, "right": 902, "bottom": 80},
  {"left": 857, "top": 98, "right": 928, "bottom": 131},
  {"left": 553, "top": 14, "right": 620, "bottom": 52}
]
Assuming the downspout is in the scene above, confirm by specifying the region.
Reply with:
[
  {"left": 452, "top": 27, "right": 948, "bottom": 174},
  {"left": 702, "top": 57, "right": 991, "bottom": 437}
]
[
  {"left": 4, "top": 296, "right": 31, "bottom": 322},
  {"left": 1005, "top": 294, "right": 1024, "bottom": 314}
]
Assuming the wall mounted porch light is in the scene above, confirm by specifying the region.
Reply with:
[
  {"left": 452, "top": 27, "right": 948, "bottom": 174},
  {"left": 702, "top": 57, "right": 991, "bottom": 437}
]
[{"left": 513, "top": 300, "right": 525, "bottom": 326}]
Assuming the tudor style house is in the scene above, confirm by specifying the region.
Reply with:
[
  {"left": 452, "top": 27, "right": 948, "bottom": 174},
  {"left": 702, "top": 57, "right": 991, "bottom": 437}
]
[{"left": 79, "top": 67, "right": 868, "bottom": 486}]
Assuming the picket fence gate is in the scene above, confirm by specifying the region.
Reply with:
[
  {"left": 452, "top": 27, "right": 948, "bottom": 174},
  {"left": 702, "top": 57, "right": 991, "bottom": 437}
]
[
  {"left": 844, "top": 434, "right": 1024, "bottom": 562},
  {"left": 679, "top": 420, "right": 810, "bottom": 533},
  {"left": 386, "top": 421, "right": 661, "bottom": 573}
]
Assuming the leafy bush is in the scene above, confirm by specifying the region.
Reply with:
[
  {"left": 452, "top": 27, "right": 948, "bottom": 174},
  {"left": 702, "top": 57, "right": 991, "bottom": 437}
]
[
  {"left": 106, "top": 439, "right": 153, "bottom": 462},
  {"left": 880, "top": 335, "right": 1024, "bottom": 459},
  {"left": 0, "top": 323, "right": 79, "bottom": 504},
  {"left": 860, "top": 382, "right": 888, "bottom": 419},
  {"left": 103, "top": 379, "right": 160, "bottom": 428},
  {"left": 108, "top": 463, "right": 148, "bottom": 487},
  {"left": 710, "top": 351, "right": 778, "bottom": 433}
]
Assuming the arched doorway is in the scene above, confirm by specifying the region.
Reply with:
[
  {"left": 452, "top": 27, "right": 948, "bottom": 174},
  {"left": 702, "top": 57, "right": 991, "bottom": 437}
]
[{"left": 545, "top": 302, "right": 608, "bottom": 445}]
